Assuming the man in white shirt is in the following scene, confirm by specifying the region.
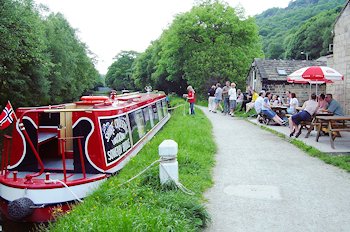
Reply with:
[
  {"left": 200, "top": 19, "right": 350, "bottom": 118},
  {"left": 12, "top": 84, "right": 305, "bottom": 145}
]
[{"left": 254, "top": 91, "right": 265, "bottom": 114}]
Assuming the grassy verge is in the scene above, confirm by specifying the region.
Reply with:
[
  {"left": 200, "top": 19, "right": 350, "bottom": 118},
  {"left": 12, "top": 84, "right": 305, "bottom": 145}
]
[
  {"left": 47, "top": 99, "right": 216, "bottom": 232},
  {"left": 253, "top": 122, "right": 350, "bottom": 172}
]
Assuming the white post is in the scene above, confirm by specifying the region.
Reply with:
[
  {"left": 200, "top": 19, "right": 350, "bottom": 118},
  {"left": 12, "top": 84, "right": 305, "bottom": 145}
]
[{"left": 158, "top": 140, "right": 178, "bottom": 184}]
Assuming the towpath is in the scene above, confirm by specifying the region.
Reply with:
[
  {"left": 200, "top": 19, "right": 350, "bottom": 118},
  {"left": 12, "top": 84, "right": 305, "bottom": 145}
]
[{"left": 200, "top": 107, "right": 350, "bottom": 232}]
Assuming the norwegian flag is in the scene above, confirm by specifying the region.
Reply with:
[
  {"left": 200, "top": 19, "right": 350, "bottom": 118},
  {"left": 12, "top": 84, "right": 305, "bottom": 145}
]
[{"left": 0, "top": 101, "right": 16, "bottom": 130}]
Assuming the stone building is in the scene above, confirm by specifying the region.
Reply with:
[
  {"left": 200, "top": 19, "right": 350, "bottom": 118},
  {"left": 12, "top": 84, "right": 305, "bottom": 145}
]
[
  {"left": 246, "top": 58, "right": 326, "bottom": 104},
  {"left": 327, "top": 0, "right": 350, "bottom": 115}
]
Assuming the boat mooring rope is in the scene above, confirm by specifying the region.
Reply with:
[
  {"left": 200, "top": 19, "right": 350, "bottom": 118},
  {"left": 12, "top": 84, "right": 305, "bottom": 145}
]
[
  {"left": 48, "top": 179, "right": 84, "bottom": 203},
  {"left": 118, "top": 158, "right": 195, "bottom": 195},
  {"left": 118, "top": 159, "right": 161, "bottom": 187},
  {"left": 167, "top": 104, "right": 185, "bottom": 110}
]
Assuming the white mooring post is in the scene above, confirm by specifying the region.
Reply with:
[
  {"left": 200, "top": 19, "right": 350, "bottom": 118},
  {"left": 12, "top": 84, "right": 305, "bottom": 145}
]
[{"left": 158, "top": 140, "right": 179, "bottom": 184}]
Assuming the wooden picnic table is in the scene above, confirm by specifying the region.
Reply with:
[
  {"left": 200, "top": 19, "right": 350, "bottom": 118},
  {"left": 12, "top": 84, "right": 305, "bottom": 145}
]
[
  {"left": 314, "top": 115, "right": 350, "bottom": 149},
  {"left": 303, "top": 112, "right": 333, "bottom": 138},
  {"left": 271, "top": 105, "right": 287, "bottom": 118}
]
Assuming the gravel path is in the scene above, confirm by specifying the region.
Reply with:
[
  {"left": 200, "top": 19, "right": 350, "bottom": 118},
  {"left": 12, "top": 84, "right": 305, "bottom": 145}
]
[{"left": 200, "top": 106, "right": 350, "bottom": 232}]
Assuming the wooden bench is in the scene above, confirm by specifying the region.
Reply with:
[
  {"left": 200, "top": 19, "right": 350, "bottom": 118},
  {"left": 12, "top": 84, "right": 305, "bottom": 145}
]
[{"left": 315, "top": 115, "right": 350, "bottom": 149}]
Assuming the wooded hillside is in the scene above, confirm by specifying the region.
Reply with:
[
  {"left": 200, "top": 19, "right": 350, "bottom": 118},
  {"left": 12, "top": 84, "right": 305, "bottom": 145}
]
[{"left": 256, "top": 0, "right": 346, "bottom": 60}]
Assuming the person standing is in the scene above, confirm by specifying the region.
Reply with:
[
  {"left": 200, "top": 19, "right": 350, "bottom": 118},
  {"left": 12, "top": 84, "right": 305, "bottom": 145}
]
[
  {"left": 213, "top": 83, "right": 223, "bottom": 113},
  {"left": 208, "top": 85, "right": 216, "bottom": 112},
  {"left": 222, "top": 81, "right": 230, "bottom": 115},
  {"left": 187, "top": 86, "right": 196, "bottom": 115},
  {"left": 228, "top": 82, "right": 237, "bottom": 116}
]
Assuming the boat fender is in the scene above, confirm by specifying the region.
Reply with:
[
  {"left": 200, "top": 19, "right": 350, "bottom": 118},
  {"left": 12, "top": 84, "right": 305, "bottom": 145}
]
[{"left": 8, "top": 197, "right": 34, "bottom": 220}]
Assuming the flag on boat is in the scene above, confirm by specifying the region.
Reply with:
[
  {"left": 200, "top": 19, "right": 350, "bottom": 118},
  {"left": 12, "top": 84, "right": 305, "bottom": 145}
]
[{"left": 0, "top": 101, "right": 15, "bottom": 130}]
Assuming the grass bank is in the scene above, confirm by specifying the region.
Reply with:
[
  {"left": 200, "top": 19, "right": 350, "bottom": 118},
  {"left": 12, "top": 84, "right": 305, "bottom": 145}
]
[
  {"left": 257, "top": 124, "right": 350, "bottom": 172},
  {"left": 47, "top": 99, "right": 216, "bottom": 232}
]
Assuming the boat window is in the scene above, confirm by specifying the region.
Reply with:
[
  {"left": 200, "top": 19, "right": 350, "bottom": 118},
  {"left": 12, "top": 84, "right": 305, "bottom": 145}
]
[
  {"left": 142, "top": 107, "right": 152, "bottom": 134},
  {"left": 128, "top": 109, "right": 146, "bottom": 144},
  {"left": 151, "top": 104, "right": 159, "bottom": 124},
  {"left": 156, "top": 101, "right": 163, "bottom": 120}
]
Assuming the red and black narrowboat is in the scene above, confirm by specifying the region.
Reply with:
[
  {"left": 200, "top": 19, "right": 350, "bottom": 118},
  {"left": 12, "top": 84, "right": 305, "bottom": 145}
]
[{"left": 0, "top": 91, "right": 170, "bottom": 222}]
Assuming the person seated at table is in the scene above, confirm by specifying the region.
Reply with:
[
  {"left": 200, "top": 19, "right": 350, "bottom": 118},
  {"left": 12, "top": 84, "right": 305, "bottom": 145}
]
[
  {"left": 261, "top": 92, "right": 287, "bottom": 126},
  {"left": 323, "top": 93, "right": 344, "bottom": 116},
  {"left": 318, "top": 93, "right": 328, "bottom": 110},
  {"left": 245, "top": 89, "right": 259, "bottom": 113},
  {"left": 285, "top": 92, "right": 299, "bottom": 115},
  {"left": 271, "top": 94, "right": 280, "bottom": 106},
  {"left": 254, "top": 91, "right": 265, "bottom": 122},
  {"left": 289, "top": 93, "right": 319, "bottom": 138}
]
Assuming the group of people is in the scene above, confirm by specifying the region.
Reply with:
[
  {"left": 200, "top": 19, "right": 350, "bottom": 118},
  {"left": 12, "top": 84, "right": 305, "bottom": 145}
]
[
  {"left": 253, "top": 89, "right": 344, "bottom": 138},
  {"left": 208, "top": 82, "right": 261, "bottom": 116},
  {"left": 208, "top": 81, "right": 242, "bottom": 116}
]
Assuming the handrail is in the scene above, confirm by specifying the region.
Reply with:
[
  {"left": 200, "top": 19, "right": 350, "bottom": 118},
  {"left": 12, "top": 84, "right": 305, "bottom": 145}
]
[
  {"left": 18, "top": 109, "right": 45, "bottom": 181},
  {"left": 1, "top": 135, "right": 12, "bottom": 178},
  {"left": 59, "top": 136, "right": 86, "bottom": 182}
]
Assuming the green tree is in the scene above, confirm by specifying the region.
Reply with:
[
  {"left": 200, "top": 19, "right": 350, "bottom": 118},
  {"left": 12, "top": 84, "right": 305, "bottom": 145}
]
[
  {"left": 284, "top": 8, "right": 341, "bottom": 60},
  {"left": 152, "top": 0, "right": 263, "bottom": 94},
  {"left": 256, "top": 0, "right": 346, "bottom": 59},
  {"left": 44, "top": 13, "right": 100, "bottom": 103},
  {"left": 0, "top": 0, "right": 50, "bottom": 107},
  {"left": 105, "top": 51, "right": 138, "bottom": 91}
]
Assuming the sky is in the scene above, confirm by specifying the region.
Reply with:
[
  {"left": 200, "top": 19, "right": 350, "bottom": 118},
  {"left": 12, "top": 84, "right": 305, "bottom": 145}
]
[{"left": 34, "top": 0, "right": 291, "bottom": 75}]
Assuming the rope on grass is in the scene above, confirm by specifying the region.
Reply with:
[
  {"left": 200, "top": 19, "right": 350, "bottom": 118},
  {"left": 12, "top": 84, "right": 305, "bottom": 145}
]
[
  {"left": 118, "top": 159, "right": 161, "bottom": 187},
  {"left": 167, "top": 104, "right": 185, "bottom": 110},
  {"left": 118, "top": 158, "right": 195, "bottom": 195}
]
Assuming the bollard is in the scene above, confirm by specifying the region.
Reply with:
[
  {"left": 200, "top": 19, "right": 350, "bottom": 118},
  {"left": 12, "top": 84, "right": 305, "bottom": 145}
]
[{"left": 158, "top": 140, "right": 178, "bottom": 184}]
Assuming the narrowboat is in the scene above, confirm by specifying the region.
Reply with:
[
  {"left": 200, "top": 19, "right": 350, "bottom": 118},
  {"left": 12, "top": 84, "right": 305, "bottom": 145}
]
[{"left": 0, "top": 91, "right": 170, "bottom": 222}]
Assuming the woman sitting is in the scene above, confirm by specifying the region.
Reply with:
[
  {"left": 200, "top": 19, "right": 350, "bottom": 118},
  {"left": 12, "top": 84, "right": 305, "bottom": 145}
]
[
  {"left": 286, "top": 93, "right": 299, "bottom": 114},
  {"left": 318, "top": 93, "right": 328, "bottom": 110},
  {"left": 289, "top": 93, "right": 318, "bottom": 138},
  {"left": 261, "top": 92, "right": 286, "bottom": 126}
]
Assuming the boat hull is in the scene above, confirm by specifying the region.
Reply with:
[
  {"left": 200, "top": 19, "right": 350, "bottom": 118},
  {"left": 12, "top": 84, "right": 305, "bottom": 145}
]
[{"left": 0, "top": 93, "right": 171, "bottom": 222}]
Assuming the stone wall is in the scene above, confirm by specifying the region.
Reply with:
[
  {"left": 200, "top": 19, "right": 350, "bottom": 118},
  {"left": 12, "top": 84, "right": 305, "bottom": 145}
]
[
  {"left": 247, "top": 65, "right": 326, "bottom": 105},
  {"left": 328, "top": 2, "right": 350, "bottom": 115},
  {"left": 264, "top": 83, "right": 326, "bottom": 105}
]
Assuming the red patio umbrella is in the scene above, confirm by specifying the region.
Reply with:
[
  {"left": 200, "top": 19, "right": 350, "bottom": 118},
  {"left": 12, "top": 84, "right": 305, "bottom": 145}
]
[{"left": 287, "top": 66, "right": 344, "bottom": 94}]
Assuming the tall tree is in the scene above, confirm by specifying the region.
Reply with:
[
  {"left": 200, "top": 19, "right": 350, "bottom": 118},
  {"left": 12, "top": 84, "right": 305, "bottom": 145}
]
[
  {"left": 105, "top": 51, "right": 138, "bottom": 91},
  {"left": 44, "top": 13, "right": 100, "bottom": 103},
  {"left": 0, "top": 0, "right": 50, "bottom": 107},
  {"left": 153, "top": 0, "right": 263, "bottom": 93}
]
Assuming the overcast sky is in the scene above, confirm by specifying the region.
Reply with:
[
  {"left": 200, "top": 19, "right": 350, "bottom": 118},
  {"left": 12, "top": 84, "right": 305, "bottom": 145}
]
[{"left": 34, "top": 0, "right": 291, "bottom": 75}]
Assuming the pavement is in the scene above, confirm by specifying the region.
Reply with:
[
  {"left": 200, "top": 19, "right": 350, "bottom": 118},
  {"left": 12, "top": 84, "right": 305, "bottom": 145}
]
[{"left": 199, "top": 106, "right": 350, "bottom": 232}]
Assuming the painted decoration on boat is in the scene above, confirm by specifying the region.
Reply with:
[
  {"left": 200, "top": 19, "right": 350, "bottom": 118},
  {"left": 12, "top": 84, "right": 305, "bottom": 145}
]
[{"left": 100, "top": 115, "right": 131, "bottom": 165}]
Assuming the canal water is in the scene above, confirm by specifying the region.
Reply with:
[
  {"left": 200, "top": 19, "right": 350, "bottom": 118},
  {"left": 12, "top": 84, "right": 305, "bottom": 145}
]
[{"left": 1, "top": 215, "right": 47, "bottom": 232}]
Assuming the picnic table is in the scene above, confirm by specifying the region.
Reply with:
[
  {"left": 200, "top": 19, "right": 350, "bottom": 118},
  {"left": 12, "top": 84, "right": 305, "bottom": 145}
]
[
  {"left": 271, "top": 105, "right": 287, "bottom": 118},
  {"left": 303, "top": 112, "right": 333, "bottom": 138},
  {"left": 314, "top": 115, "right": 350, "bottom": 149}
]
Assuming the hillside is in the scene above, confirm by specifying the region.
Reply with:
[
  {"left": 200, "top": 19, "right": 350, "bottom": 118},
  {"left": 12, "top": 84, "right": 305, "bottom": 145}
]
[{"left": 255, "top": 0, "right": 347, "bottom": 59}]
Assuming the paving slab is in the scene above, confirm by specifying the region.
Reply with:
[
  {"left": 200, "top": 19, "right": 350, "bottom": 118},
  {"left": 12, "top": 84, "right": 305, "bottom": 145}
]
[{"left": 199, "top": 106, "right": 350, "bottom": 232}]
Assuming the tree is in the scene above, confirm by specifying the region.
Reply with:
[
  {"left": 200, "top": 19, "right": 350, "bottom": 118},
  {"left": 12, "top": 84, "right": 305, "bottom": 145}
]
[
  {"left": 152, "top": 0, "right": 263, "bottom": 94},
  {"left": 0, "top": 0, "right": 50, "bottom": 107},
  {"left": 284, "top": 8, "right": 341, "bottom": 60},
  {"left": 44, "top": 13, "right": 100, "bottom": 103},
  {"left": 105, "top": 51, "right": 138, "bottom": 91}
]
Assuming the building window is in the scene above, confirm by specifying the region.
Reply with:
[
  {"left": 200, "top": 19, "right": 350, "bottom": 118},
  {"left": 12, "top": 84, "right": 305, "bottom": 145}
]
[{"left": 277, "top": 68, "right": 287, "bottom": 76}]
